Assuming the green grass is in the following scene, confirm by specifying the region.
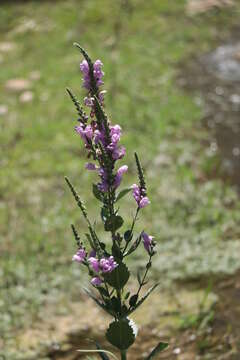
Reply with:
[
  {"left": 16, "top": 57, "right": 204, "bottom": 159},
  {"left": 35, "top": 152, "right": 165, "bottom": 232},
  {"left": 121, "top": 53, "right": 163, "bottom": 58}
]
[{"left": 1, "top": 0, "right": 240, "bottom": 357}]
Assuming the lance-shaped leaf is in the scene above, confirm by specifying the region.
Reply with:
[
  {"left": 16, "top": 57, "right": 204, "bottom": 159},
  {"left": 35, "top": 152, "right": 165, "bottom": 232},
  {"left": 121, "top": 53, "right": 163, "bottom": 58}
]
[
  {"left": 127, "top": 284, "right": 159, "bottom": 315},
  {"left": 92, "top": 183, "right": 103, "bottom": 202},
  {"left": 104, "top": 262, "right": 129, "bottom": 290},
  {"left": 96, "top": 342, "right": 110, "bottom": 360},
  {"left": 83, "top": 287, "right": 114, "bottom": 316},
  {"left": 145, "top": 342, "right": 169, "bottom": 359},
  {"left": 115, "top": 188, "right": 132, "bottom": 202},
  {"left": 106, "top": 318, "right": 136, "bottom": 351},
  {"left": 124, "top": 235, "right": 141, "bottom": 257}
]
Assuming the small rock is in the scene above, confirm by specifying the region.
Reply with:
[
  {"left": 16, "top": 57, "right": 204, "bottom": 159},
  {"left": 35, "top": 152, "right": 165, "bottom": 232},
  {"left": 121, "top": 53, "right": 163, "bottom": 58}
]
[
  {"left": 186, "top": 0, "right": 234, "bottom": 15},
  {"left": 173, "top": 347, "right": 181, "bottom": 355},
  {"left": 0, "top": 42, "right": 15, "bottom": 52},
  {"left": 19, "top": 91, "right": 34, "bottom": 103},
  {"left": 5, "top": 78, "right": 31, "bottom": 92},
  {"left": 29, "top": 70, "right": 41, "bottom": 81},
  {"left": 232, "top": 147, "right": 240, "bottom": 157},
  {"left": 230, "top": 94, "right": 240, "bottom": 104},
  {"left": 0, "top": 104, "right": 8, "bottom": 115}
]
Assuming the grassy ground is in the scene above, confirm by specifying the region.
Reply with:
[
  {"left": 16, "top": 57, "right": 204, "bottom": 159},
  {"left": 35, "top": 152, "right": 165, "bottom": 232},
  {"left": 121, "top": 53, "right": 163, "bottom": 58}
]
[{"left": 1, "top": 0, "right": 240, "bottom": 358}]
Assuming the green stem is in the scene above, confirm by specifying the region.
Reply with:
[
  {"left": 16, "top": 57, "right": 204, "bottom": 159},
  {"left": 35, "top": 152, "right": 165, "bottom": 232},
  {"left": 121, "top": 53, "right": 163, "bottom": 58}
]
[{"left": 120, "top": 350, "right": 127, "bottom": 360}]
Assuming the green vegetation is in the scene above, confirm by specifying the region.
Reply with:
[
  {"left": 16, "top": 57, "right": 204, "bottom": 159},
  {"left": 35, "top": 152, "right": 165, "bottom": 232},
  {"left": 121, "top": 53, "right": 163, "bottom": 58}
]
[{"left": 1, "top": 1, "right": 240, "bottom": 358}]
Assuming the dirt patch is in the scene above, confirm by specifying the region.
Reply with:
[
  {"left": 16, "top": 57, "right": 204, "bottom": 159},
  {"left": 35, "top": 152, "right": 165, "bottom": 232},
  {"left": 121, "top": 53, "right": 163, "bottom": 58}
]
[{"left": 178, "top": 35, "right": 240, "bottom": 187}]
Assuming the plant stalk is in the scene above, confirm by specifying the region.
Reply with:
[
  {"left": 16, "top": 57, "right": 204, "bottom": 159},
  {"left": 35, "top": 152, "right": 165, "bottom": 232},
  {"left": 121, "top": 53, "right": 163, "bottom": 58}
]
[{"left": 120, "top": 350, "right": 127, "bottom": 360}]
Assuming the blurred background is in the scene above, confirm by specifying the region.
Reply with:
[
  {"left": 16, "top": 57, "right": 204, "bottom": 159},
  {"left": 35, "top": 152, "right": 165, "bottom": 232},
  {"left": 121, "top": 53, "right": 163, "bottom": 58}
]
[{"left": 1, "top": 0, "right": 240, "bottom": 359}]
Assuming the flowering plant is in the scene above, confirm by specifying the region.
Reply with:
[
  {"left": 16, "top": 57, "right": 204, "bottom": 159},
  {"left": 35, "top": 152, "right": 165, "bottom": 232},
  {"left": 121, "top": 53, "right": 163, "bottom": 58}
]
[{"left": 65, "top": 44, "right": 168, "bottom": 359}]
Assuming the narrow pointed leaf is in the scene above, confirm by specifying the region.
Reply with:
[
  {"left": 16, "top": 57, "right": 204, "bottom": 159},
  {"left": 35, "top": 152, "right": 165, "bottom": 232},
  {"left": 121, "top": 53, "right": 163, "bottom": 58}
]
[
  {"left": 93, "top": 184, "right": 103, "bottom": 201},
  {"left": 145, "top": 342, "right": 168, "bottom": 359},
  {"left": 127, "top": 284, "right": 159, "bottom": 315},
  {"left": 83, "top": 287, "right": 113, "bottom": 316},
  {"left": 115, "top": 188, "right": 132, "bottom": 202},
  {"left": 96, "top": 342, "right": 110, "bottom": 360}
]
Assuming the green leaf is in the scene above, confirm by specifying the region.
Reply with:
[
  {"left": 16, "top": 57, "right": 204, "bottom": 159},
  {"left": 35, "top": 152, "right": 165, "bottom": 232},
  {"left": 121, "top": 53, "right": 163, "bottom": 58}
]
[
  {"left": 145, "top": 342, "right": 168, "bottom": 359},
  {"left": 83, "top": 287, "right": 113, "bottom": 316},
  {"left": 124, "top": 291, "right": 131, "bottom": 300},
  {"left": 127, "top": 284, "right": 159, "bottom": 315},
  {"left": 96, "top": 342, "right": 110, "bottom": 360},
  {"left": 129, "top": 294, "right": 138, "bottom": 307},
  {"left": 93, "top": 184, "right": 103, "bottom": 201},
  {"left": 112, "top": 244, "right": 123, "bottom": 261},
  {"left": 124, "top": 235, "right": 141, "bottom": 256},
  {"left": 124, "top": 230, "right": 133, "bottom": 242},
  {"left": 104, "top": 215, "right": 123, "bottom": 232},
  {"left": 106, "top": 319, "right": 136, "bottom": 350},
  {"left": 105, "top": 262, "right": 130, "bottom": 290},
  {"left": 115, "top": 188, "right": 132, "bottom": 202}
]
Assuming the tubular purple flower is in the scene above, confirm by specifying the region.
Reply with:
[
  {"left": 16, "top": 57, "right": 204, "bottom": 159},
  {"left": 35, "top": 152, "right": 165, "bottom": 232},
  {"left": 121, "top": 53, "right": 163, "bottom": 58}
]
[
  {"left": 80, "top": 60, "right": 91, "bottom": 89},
  {"left": 112, "top": 146, "right": 126, "bottom": 160},
  {"left": 72, "top": 248, "right": 86, "bottom": 263},
  {"left": 114, "top": 165, "right": 128, "bottom": 188},
  {"left": 132, "top": 184, "right": 150, "bottom": 208},
  {"left": 99, "top": 90, "right": 107, "bottom": 104},
  {"left": 85, "top": 162, "right": 98, "bottom": 171},
  {"left": 88, "top": 249, "right": 96, "bottom": 258},
  {"left": 139, "top": 196, "right": 150, "bottom": 209},
  {"left": 88, "top": 257, "right": 100, "bottom": 273},
  {"left": 132, "top": 184, "right": 141, "bottom": 203},
  {"left": 75, "top": 124, "right": 93, "bottom": 144},
  {"left": 84, "top": 96, "right": 94, "bottom": 107},
  {"left": 97, "top": 167, "right": 109, "bottom": 193},
  {"left": 141, "top": 232, "right": 154, "bottom": 253},
  {"left": 99, "top": 256, "right": 118, "bottom": 273},
  {"left": 91, "top": 277, "right": 102, "bottom": 287}
]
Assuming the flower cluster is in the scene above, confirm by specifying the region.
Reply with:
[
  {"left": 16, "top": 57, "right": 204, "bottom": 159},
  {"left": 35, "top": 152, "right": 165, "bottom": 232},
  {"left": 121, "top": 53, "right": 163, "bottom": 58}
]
[
  {"left": 65, "top": 45, "right": 162, "bottom": 360},
  {"left": 72, "top": 247, "right": 86, "bottom": 263},
  {"left": 132, "top": 184, "right": 150, "bottom": 209}
]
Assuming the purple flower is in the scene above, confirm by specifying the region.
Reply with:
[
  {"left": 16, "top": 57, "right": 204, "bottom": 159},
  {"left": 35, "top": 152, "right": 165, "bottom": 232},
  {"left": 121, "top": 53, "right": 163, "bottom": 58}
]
[
  {"left": 75, "top": 124, "right": 93, "bottom": 144},
  {"left": 80, "top": 59, "right": 89, "bottom": 75},
  {"left": 93, "top": 59, "right": 104, "bottom": 87},
  {"left": 132, "top": 184, "right": 150, "bottom": 209},
  {"left": 72, "top": 248, "right": 86, "bottom": 263},
  {"left": 80, "top": 59, "right": 104, "bottom": 91},
  {"left": 88, "top": 249, "right": 96, "bottom": 258},
  {"left": 88, "top": 257, "right": 100, "bottom": 272},
  {"left": 80, "top": 60, "right": 91, "bottom": 89},
  {"left": 114, "top": 165, "right": 128, "bottom": 188},
  {"left": 85, "top": 162, "right": 98, "bottom": 171},
  {"left": 84, "top": 96, "right": 94, "bottom": 107},
  {"left": 99, "top": 90, "right": 107, "bottom": 104},
  {"left": 141, "top": 232, "right": 154, "bottom": 253},
  {"left": 98, "top": 167, "right": 109, "bottom": 192},
  {"left": 139, "top": 196, "right": 150, "bottom": 208},
  {"left": 99, "top": 256, "right": 118, "bottom": 273},
  {"left": 112, "top": 146, "right": 126, "bottom": 160},
  {"left": 91, "top": 277, "right": 102, "bottom": 286},
  {"left": 94, "top": 129, "right": 106, "bottom": 145},
  {"left": 132, "top": 184, "right": 141, "bottom": 203}
]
